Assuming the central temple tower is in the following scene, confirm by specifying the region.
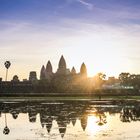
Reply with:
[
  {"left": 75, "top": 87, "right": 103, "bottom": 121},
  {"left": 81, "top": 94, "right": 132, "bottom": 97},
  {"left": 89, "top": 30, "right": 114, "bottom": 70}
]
[
  {"left": 57, "top": 55, "right": 70, "bottom": 75},
  {"left": 58, "top": 55, "right": 66, "bottom": 70}
]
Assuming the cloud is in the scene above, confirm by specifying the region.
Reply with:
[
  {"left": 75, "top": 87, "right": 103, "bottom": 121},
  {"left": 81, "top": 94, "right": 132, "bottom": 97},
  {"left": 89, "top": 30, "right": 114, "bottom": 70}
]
[
  {"left": 0, "top": 18, "right": 140, "bottom": 77},
  {"left": 76, "top": 0, "right": 93, "bottom": 10},
  {"left": 65, "top": 0, "right": 94, "bottom": 10}
]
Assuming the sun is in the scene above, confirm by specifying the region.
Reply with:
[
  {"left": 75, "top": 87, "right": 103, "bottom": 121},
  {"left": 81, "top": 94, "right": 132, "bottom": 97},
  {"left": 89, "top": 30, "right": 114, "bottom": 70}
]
[{"left": 62, "top": 33, "right": 126, "bottom": 78}]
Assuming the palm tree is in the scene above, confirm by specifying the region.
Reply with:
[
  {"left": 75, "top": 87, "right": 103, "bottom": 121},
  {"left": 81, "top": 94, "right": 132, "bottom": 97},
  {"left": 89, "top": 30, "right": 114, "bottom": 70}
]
[
  {"left": 3, "top": 112, "right": 10, "bottom": 135},
  {"left": 3, "top": 61, "right": 11, "bottom": 134},
  {"left": 4, "top": 61, "right": 11, "bottom": 81}
]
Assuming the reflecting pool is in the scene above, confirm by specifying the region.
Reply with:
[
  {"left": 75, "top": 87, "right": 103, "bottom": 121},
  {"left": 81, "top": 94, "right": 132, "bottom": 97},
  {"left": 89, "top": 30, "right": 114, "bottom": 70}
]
[{"left": 0, "top": 100, "right": 140, "bottom": 140}]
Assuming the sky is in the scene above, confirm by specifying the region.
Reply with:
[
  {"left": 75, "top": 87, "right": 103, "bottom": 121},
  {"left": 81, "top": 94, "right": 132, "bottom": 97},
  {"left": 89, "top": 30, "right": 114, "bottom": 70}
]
[{"left": 0, "top": 0, "right": 140, "bottom": 80}]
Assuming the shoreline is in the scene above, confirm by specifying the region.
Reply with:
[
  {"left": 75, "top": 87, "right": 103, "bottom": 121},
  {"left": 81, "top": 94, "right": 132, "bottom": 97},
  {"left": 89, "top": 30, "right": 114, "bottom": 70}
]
[{"left": 0, "top": 95, "right": 140, "bottom": 102}]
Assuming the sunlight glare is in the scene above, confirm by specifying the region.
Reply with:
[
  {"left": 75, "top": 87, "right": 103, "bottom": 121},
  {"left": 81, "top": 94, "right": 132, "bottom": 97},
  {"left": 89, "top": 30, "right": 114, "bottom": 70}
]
[{"left": 87, "top": 115, "right": 107, "bottom": 135}]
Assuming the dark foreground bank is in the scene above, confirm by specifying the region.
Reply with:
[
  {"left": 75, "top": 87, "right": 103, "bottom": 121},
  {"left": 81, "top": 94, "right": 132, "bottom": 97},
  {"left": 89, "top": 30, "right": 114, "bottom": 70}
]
[{"left": 0, "top": 88, "right": 140, "bottom": 98}]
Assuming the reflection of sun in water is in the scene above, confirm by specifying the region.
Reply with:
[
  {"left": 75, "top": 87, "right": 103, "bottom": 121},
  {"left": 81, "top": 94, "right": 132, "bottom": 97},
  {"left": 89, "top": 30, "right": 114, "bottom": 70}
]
[{"left": 86, "top": 115, "right": 107, "bottom": 135}]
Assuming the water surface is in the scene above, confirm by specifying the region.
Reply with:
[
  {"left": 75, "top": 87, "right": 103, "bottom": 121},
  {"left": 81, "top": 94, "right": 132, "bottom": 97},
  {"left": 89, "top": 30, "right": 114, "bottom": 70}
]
[{"left": 0, "top": 100, "right": 140, "bottom": 140}]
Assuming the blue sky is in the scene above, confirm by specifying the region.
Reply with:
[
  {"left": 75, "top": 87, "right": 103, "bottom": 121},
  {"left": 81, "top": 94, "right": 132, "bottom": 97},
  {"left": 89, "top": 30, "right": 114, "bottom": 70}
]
[
  {"left": 0, "top": 0, "right": 140, "bottom": 80},
  {"left": 1, "top": 0, "right": 140, "bottom": 22}
]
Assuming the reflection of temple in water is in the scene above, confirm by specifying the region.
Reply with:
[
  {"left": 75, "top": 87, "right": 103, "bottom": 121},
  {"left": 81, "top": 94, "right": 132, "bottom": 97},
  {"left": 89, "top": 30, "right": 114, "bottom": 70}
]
[
  {"left": 0, "top": 101, "right": 140, "bottom": 137},
  {"left": 81, "top": 115, "right": 88, "bottom": 131}
]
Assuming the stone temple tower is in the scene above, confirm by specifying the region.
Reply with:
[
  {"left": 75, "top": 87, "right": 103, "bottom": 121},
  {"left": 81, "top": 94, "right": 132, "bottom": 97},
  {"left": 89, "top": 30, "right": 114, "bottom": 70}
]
[
  {"left": 59, "top": 55, "right": 66, "bottom": 69},
  {"left": 57, "top": 55, "right": 68, "bottom": 75},
  {"left": 46, "top": 60, "right": 53, "bottom": 80},
  {"left": 40, "top": 65, "right": 46, "bottom": 80},
  {"left": 80, "top": 63, "right": 87, "bottom": 77},
  {"left": 71, "top": 67, "right": 76, "bottom": 74}
]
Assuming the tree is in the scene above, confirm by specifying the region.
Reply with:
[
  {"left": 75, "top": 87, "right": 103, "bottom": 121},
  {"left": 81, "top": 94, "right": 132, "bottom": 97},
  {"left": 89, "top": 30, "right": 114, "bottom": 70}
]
[
  {"left": 94, "top": 73, "right": 106, "bottom": 88},
  {"left": 119, "top": 73, "right": 130, "bottom": 86}
]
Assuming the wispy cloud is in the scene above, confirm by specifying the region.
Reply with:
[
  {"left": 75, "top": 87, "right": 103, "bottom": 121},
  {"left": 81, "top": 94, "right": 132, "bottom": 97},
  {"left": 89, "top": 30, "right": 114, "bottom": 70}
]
[{"left": 76, "top": 0, "right": 93, "bottom": 10}]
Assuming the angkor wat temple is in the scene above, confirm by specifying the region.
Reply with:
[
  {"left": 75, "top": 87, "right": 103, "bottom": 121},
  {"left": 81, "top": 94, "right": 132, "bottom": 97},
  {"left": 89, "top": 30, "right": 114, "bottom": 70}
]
[
  {"left": 38, "top": 55, "right": 92, "bottom": 93},
  {"left": 0, "top": 55, "right": 93, "bottom": 94},
  {"left": 40, "top": 55, "right": 87, "bottom": 80}
]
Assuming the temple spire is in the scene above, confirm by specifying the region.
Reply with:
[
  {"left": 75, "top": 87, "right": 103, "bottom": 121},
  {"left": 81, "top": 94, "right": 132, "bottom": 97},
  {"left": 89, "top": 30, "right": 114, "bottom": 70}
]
[
  {"left": 58, "top": 55, "right": 66, "bottom": 70},
  {"left": 80, "top": 63, "right": 87, "bottom": 77},
  {"left": 46, "top": 60, "right": 53, "bottom": 80},
  {"left": 46, "top": 60, "right": 53, "bottom": 73},
  {"left": 71, "top": 67, "right": 76, "bottom": 74},
  {"left": 57, "top": 55, "right": 68, "bottom": 75},
  {"left": 40, "top": 65, "right": 46, "bottom": 80}
]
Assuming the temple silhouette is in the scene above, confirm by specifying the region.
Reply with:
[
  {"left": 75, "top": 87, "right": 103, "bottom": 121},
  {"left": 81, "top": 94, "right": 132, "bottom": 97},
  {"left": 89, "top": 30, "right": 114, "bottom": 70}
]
[
  {"left": 36, "top": 55, "right": 90, "bottom": 93},
  {"left": 0, "top": 55, "right": 92, "bottom": 93},
  {"left": 1, "top": 55, "right": 139, "bottom": 94},
  {"left": 40, "top": 55, "right": 87, "bottom": 80}
]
